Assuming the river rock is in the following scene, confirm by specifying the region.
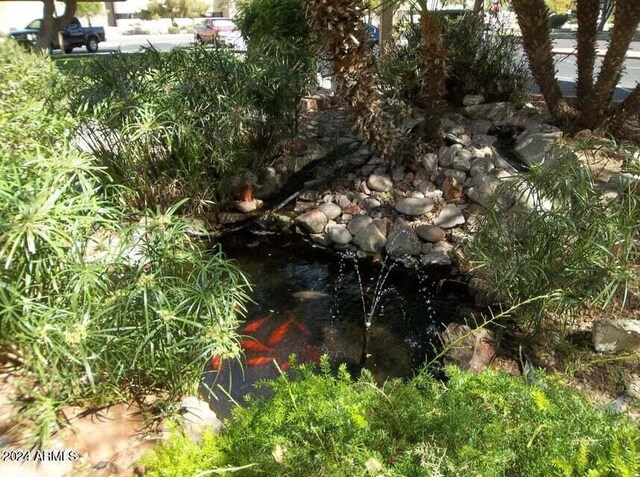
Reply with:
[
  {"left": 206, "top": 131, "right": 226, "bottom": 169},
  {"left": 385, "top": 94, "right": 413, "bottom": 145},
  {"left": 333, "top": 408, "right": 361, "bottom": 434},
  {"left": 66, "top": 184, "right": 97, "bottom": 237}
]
[
  {"left": 472, "top": 134, "right": 498, "bottom": 146},
  {"left": 217, "top": 212, "right": 248, "bottom": 225},
  {"left": 463, "top": 94, "right": 485, "bottom": 107},
  {"left": 467, "top": 175, "right": 503, "bottom": 208},
  {"left": 367, "top": 174, "right": 393, "bottom": 192},
  {"left": 470, "top": 157, "right": 495, "bottom": 177},
  {"left": 442, "top": 176, "right": 463, "bottom": 201},
  {"left": 317, "top": 202, "right": 342, "bottom": 221},
  {"left": 463, "top": 102, "right": 514, "bottom": 122},
  {"left": 440, "top": 323, "right": 496, "bottom": 372},
  {"left": 434, "top": 204, "right": 466, "bottom": 229},
  {"left": 514, "top": 124, "right": 563, "bottom": 167},
  {"left": 433, "top": 241, "right": 454, "bottom": 253},
  {"left": 372, "top": 217, "right": 390, "bottom": 237},
  {"left": 472, "top": 145, "right": 494, "bottom": 159},
  {"left": 422, "top": 153, "right": 439, "bottom": 173},
  {"left": 386, "top": 220, "right": 422, "bottom": 257},
  {"left": 417, "top": 181, "right": 437, "bottom": 195},
  {"left": 451, "top": 154, "right": 472, "bottom": 172},
  {"left": 179, "top": 396, "right": 223, "bottom": 444},
  {"left": 295, "top": 209, "right": 328, "bottom": 234},
  {"left": 335, "top": 194, "right": 352, "bottom": 209},
  {"left": 420, "top": 251, "right": 452, "bottom": 266},
  {"left": 309, "top": 233, "right": 332, "bottom": 247},
  {"left": 609, "top": 172, "right": 640, "bottom": 190},
  {"left": 439, "top": 144, "right": 463, "bottom": 168},
  {"left": 444, "top": 169, "right": 467, "bottom": 184},
  {"left": 466, "top": 119, "right": 493, "bottom": 135},
  {"left": 444, "top": 132, "right": 471, "bottom": 147},
  {"left": 347, "top": 215, "right": 372, "bottom": 236},
  {"left": 593, "top": 319, "right": 640, "bottom": 353},
  {"left": 353, "top": 223, "right": 387, "bottom": 253},
  {"left": 416, "top": 225, "right": 446, "bottom": 243},
  {"left": 394, "top": 198, "right": 435, "bottom": 216},
  {"left": 326, "top": 223, "right": 352, "bottom": 245},
  {"left": 445, "top": 124, "right": 466, "bottom": 136}
]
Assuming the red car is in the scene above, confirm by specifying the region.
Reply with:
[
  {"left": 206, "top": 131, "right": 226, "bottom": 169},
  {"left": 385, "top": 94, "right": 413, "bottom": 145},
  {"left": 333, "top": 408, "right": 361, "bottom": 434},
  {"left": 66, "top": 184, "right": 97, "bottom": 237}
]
[{"left": 194, "top": 17, "right": 237, "bottom": 44}]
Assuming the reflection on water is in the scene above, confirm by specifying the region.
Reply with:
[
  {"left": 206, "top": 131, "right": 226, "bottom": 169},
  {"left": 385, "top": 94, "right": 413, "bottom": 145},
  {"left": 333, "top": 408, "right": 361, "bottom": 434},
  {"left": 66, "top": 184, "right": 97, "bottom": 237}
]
[{"left": 202, "top": 232, "right": 472, "bottom": 418}]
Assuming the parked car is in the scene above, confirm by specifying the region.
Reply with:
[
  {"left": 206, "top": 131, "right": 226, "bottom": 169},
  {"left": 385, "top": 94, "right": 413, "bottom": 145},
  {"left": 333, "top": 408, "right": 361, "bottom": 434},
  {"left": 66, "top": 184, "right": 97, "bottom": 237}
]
[
  {"left": 9, "top": 17, "right": 105, "bottom": 53},
  {"left": 366, "top": 23, "right": 379, "bottom": 45},
  {"left": 194, "top": 17, "right": 238, "bottom": 45}
]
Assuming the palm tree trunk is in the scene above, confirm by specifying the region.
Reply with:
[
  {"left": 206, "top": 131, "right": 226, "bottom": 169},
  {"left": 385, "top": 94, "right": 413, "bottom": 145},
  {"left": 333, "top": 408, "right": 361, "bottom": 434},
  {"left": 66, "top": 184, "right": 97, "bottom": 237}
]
[
  {"left": 419, "top": 10, "right": 447, "bottom": 140},
  {"left": 613, "top": 84, "right": 640, "bottom": 125},
  {"left": 584, "top": 0, "right": 640, "bottom": 129},
  {"left": 575, "top": 0, "right": 599, "bottom": 108},
  {"left": 303, "top": 0, "right": 398, "bottom": 158},
  {"left": 512, "top": 0, "right": 574, "bottom": 123}
]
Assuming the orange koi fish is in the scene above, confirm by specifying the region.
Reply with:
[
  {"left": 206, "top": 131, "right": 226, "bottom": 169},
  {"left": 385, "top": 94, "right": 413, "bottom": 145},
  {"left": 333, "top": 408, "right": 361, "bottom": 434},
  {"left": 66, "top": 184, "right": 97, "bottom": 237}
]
[
  {"left": 241, "top": 339, "right": 272, "bottom": 353},
  {"left": 246, "top": 356, "right": 275, "bottom": 367},
  {"left": 267, "top": 317, "right": 295, "bottom": 346},
  {"left": 210, "top": 355, "right": 223, "bottom": 372},
  {"left": 242, "top": 314, "right": 270, "bottom": 333}
]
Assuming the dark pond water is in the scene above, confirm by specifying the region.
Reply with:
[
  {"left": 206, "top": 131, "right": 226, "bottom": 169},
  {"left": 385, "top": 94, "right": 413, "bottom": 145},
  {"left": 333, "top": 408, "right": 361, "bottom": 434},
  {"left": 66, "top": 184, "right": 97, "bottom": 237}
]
[{"left": 201, "top": 231, "right": 473, "bottom": 418}]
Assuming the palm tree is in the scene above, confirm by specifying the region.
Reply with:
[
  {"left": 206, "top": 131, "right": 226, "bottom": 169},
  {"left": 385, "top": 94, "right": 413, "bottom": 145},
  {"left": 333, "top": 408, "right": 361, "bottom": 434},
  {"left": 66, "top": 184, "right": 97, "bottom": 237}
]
[
  {"left": 512, "top": 0, "right": 640, "bottom": 134},
  {"left": 303, "top": 0, "right": 398, "bottom": 158}
]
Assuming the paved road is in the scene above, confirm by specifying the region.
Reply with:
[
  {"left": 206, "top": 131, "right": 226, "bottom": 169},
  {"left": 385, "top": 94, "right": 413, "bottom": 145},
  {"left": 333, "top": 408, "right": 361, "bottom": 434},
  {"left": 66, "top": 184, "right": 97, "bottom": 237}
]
[{"left": 550, "top": 38, "right": 639, "bottom": 100}]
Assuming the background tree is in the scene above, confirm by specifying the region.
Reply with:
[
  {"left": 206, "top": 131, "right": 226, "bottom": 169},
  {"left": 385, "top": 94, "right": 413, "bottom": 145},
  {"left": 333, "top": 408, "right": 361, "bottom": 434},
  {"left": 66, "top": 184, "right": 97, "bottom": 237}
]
[
  {"left": 36, "top": 0, "right": 77, "bottom": 52},
  {"left": 599, "top": 0, "right": 616, "bottom": 30},
  {"left": 140, "top": 0, "right": 209, "bottom": 24},
  {"left": 76, "top": 1, "right": 103, "bottom": 26},
  {"left": 545, "top": 0, "right": 573, "bottom": 13}
]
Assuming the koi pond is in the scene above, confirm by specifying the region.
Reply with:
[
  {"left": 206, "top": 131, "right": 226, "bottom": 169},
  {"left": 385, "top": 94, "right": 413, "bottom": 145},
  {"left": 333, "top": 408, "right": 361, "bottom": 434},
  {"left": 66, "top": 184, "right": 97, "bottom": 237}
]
[{"left": 202, "top": 230, "right": 474, "bottom": 418}]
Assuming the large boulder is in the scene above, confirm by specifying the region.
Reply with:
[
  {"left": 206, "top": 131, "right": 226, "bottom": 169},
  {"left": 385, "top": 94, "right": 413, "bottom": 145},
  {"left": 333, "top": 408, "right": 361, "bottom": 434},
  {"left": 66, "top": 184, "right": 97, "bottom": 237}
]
[
  {"left": 514, "top": 124, "right": 563, "bottom": 167},
  {"left": 593, "top": 319, "right": 640, "bottom": 353}
]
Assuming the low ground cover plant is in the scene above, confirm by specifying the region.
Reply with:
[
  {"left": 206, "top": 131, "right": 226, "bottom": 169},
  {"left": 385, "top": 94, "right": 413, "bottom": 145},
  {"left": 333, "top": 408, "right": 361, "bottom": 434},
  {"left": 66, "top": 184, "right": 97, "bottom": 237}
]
[
  {"left": 143, "top": 361, "right": 639, "bottom": 476},
  {"left": 0, "top": 40, "right": 250, "bottom": 445}
]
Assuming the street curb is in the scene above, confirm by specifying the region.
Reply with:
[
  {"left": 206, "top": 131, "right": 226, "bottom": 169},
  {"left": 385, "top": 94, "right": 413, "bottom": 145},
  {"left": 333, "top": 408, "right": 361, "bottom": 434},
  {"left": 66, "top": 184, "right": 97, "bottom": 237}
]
[{"left": 552, "top": 48, "right": 640, "bottom": 60}]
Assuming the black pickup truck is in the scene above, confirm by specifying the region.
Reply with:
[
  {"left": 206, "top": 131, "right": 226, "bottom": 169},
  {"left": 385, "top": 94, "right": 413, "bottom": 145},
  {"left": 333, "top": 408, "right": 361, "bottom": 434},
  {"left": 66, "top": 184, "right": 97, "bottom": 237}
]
[{"left": 9, "top": 17, "right": 106, "bottom": 53}]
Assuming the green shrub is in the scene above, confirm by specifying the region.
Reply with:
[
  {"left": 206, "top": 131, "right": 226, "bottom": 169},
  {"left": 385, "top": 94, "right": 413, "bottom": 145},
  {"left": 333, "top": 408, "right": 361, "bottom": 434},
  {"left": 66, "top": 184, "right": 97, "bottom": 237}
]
[
  {"left": 548, "top": 13, "right": 570, "bottom": 30},
  {"left": 0, "top": 40, "right": 251, "bottom": 445},
  {"left": 466, "top": 151, "right": 640, "bottom": 330},
  {"left": 142, "top": 362, "right": 640, "bottom": 476},
  {"left": 380, "top": 14, "right": 528, "bottom": 106},
  {"left": 167, "top": 25, "right": 180, "bottom": 34},
  {"left": 63, "top": 45, "right": 313, "bottom": 213}
]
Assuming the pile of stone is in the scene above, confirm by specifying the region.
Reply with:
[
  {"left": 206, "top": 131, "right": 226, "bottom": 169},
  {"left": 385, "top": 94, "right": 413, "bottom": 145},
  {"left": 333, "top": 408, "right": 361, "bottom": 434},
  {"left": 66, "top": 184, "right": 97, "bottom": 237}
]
[
  {"left": 280, "top": 95, "right": 566, "bottom": 265},
  {"left": 222, "top": 94, "right": 568, "bottom": 266}
]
